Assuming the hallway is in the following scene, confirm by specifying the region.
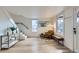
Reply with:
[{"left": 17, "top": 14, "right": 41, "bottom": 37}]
[{"left": 0, "top": 38, "right": 71, "bottom": 53}]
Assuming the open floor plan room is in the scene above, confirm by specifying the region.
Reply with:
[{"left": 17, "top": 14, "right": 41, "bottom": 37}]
[{"left": 0, "top": 6, "right": 79, "bottom": 53}]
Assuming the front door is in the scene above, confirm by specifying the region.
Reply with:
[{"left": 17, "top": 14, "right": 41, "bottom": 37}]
[{"left": 73, "top": 7, "right": 79, "bottom": 52}]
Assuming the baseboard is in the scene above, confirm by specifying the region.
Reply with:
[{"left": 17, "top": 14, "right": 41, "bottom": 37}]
[{"left": 64, "top": 45, "right": 74, "bottom": 53}]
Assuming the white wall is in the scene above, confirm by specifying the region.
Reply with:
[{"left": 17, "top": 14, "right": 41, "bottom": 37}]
[
  {"left": 0, "top": 8, "right": 16, "bottom": 35},
  {"left": 51, "top": 17, "right": 57, "bottom": 34}
]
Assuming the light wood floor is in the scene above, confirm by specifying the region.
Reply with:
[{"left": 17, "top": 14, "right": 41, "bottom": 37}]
[{"left": 0, "top": 38, "right": 72, "bottom": 53}]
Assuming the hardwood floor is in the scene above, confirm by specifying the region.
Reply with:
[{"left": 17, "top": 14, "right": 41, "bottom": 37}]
[{"left": 0, "top": 38, "right": 72, "bottom": 53}]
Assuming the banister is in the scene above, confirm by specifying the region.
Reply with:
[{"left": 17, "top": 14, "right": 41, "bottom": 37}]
[{"left": 16, "top": 22, "right": 29, "bottom": 29}]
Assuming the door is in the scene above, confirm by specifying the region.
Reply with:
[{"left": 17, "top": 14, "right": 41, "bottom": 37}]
[
  {"left": 76, "top": 26, "right": 79, "bottom": 52},
  {"left": 74, "top": 17, "right": 79, "bottom": 52},
  {"left": 74, "top": 8, "right": 79, "bottom": 52}
]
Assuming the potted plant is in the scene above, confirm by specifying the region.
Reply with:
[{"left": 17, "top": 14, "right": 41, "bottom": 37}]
[{"left": 10, "top": 27, "right": 16, "bottom": 34}]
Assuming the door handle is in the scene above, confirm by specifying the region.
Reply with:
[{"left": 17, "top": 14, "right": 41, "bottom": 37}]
[{"left": 73, "top": 28, "right": 76, "bottom": 34}]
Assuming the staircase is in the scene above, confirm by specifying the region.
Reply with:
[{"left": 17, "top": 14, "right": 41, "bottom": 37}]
[{"left": 15, "top": 22, "right": 29, "bottom": 37}]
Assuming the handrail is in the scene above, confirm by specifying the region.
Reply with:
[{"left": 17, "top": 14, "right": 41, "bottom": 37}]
[{"left": 16, "top": 22, "right": 29, "bottom": 29}]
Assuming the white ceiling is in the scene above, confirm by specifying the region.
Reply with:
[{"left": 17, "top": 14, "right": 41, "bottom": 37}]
[{"left": 3, "top": 6, "right": 65, "bottom": 19}]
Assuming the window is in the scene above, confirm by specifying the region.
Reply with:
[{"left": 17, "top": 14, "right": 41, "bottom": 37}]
[
  {"left": 77, "top": 17, "right": 79, "bottom": 23},
  {"left": 32, "top": 20, "right": 38, "bottom": 32},
  {"left": 57, "top": 17, "right": 64, "bottom": 35},
  {"left": 77, "top": 11, "right": 79, "bottom": 23}
]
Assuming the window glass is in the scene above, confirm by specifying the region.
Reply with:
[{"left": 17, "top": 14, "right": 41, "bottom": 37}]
[
  {"left": 77, "top": 17, "right": 79, "bottom": 23},
  {"left": 57, "top": 17, "right": 64, "bottom": 35},
  {"left": 32, "top": 20, "right": 38, "bottom": 32}
]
